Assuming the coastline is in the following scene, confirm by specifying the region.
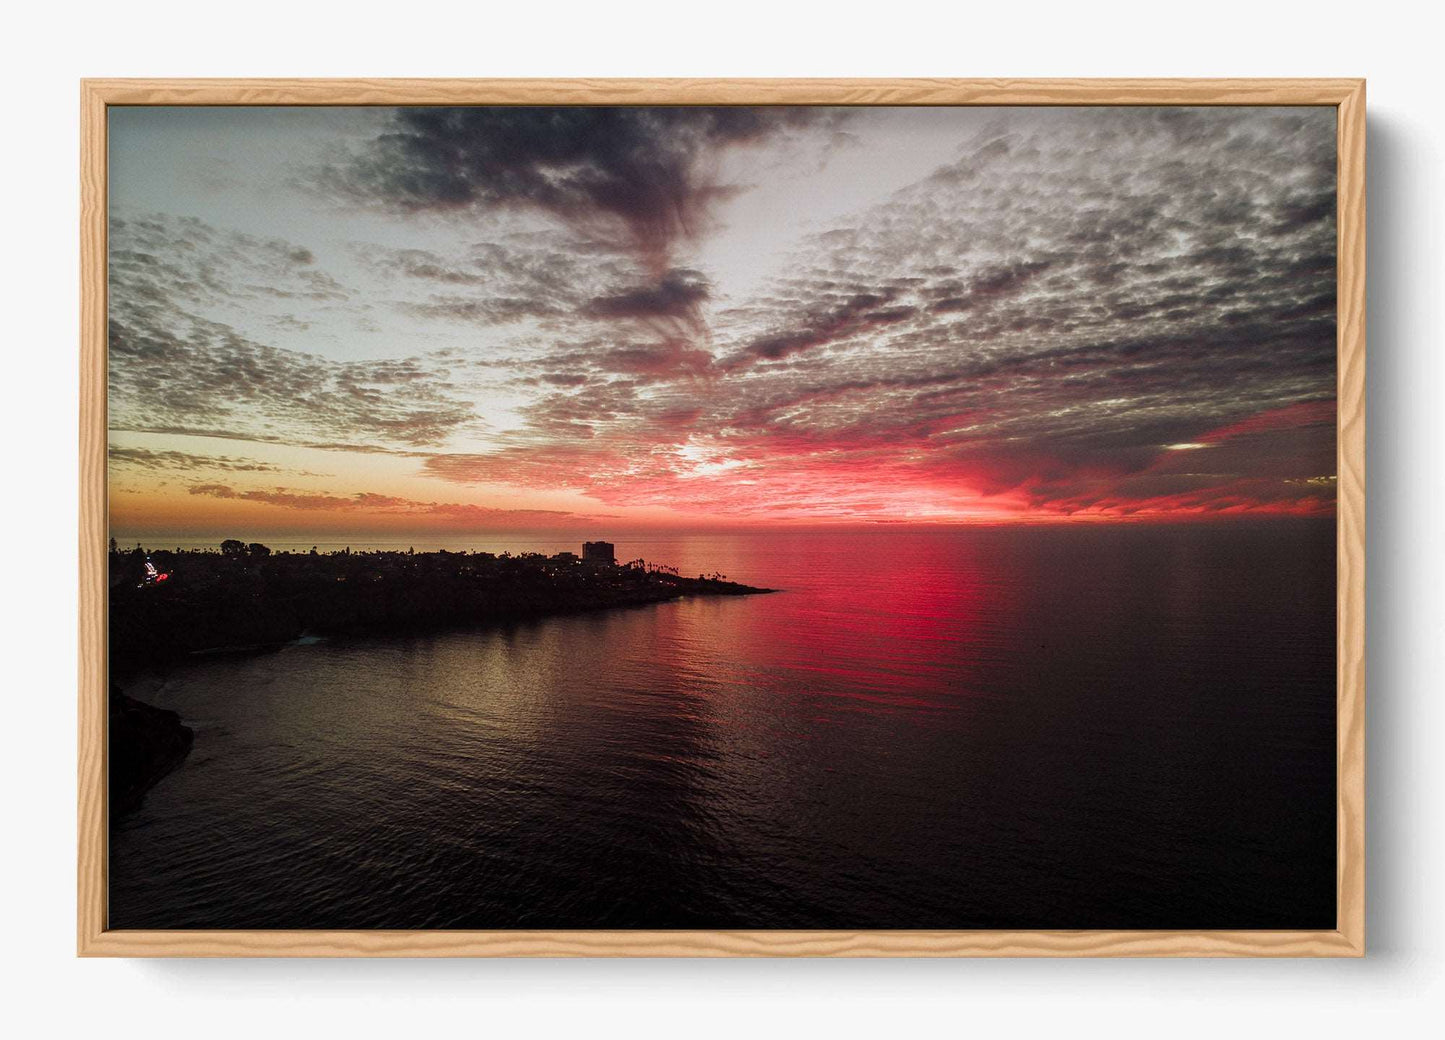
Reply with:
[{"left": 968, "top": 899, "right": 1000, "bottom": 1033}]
[
  {"left": 107, "top": 545, "right": 774, "bottom": 807},
  {"left": 108, "top": 544, "right": 775, "bottom": 679},
  {"left": 109, "top": 684, "right": 194, "bottom": 814}
]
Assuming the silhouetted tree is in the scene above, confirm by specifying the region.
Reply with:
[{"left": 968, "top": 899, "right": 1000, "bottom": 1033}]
[
  {"left": 220, "top": 539, "right": 246, "bottom": 558},
  {"left": 247, "top": 542, "right": 272, "bottom": 558}
]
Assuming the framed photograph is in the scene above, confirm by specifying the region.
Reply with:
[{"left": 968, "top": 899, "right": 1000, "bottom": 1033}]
[{"left": 79, "top": 78, "right": 1365, "bottom": 957}]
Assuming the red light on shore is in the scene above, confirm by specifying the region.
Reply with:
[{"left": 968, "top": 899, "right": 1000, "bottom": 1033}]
[{"left": 157, "top": 573, "right": 169, "bottom": 582}]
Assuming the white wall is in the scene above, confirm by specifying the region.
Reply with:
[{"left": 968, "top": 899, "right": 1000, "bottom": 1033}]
[{"left": 2, "top": 2, "right": 1440, "bottom": 1035}]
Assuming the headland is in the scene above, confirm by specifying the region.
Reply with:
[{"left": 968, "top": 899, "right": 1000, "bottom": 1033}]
[{"left": 108, "top": 540, "right": 775, "bottom": 678}]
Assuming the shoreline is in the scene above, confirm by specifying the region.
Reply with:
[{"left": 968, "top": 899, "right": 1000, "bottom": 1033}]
[
  {"left": 108, "top": 544, "right": 775, "bottom": 680},
  {"left": 173, "top": 585, "right": 779, "bottom": 660},
  {"left": 107, "top": 546, "right": 775, "bottom": 807},
  {"left": 109, "top": 683, "right": 194, "bottom": 814}
]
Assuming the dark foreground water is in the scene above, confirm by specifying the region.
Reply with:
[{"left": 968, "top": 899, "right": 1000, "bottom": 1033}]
[{"left": 110, "top": 521, "right": 1336, "bottom": 929}]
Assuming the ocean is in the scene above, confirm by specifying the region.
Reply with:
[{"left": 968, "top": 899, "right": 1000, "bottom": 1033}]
[{"left": 109, "top": 521, "right": 1337, "bottom": 929}]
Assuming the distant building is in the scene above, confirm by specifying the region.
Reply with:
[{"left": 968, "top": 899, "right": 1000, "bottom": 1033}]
[
  {"left": 551, "top": 551, "right": 579, "bottom": 564},
  {"left": 582, "top": 541, "right": 616, "bottom": 566}
]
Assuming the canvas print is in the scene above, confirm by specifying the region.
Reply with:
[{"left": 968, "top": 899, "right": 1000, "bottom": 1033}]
[{"left": 106, "top": 104, "right": 1338, "bottom": 930}]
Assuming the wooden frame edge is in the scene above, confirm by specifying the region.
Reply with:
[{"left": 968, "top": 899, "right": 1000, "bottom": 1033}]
[
  {"left": 79, "top": 928, "right": 1362, "bottom": 958},
  {"left": 78, "top": 76, "right": 1365, "bottom": 107},
  {"left": 79, "top": 78, "right": 109, "bottom": 957},
  {"left": 1334, "top": 78, "right": 1367, "bottom": 958},
  {"left": 78, "top": 77, "right": 1366, "bottom": 958}
]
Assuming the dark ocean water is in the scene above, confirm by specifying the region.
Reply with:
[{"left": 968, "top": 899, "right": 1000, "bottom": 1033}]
[{"left": 109, "top": 521, "right": 1337, "bottom": 929}]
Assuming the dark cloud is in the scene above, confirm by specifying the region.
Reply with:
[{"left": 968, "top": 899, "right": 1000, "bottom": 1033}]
[
  {"left": 928, "top": 260, "right": 1056, "bottom": 313},
  {"left": 108, "top": 446, "right": 284, "bottom": 473},
  {"left": 358, "top": 237, "right": 639, "bottom": 327},
  {"left": 583, "top": 269, "right": 711, "bottom": 322},
  {"left": 730, "top": 285, "right": 915, "bottom": 365},
  {"left": 323, "top": 106, "right": 835, "bottom": 268},
  {"left": 109, "top": 423, "right": 440, "bottom": 459},
  {"left": 187, "top": 482, "right": 582, "bottom": 525}
]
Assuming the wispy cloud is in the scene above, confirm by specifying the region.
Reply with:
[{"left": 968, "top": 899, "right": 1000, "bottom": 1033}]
[
  {"left": 187, "top": 483, "right": 586, "bottom": 526},
  {"left": 108, "top": 446, "right": 285, "bottom": 473},
  {"left": 109, "top": 214, "right": 480, "bottom": 450}
]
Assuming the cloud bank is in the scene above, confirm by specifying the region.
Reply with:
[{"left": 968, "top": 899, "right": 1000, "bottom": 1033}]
[{"left": 109, "top": 106, "right": 1338, "bottom": 526}]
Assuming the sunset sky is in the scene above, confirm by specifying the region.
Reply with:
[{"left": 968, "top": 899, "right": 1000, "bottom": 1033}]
[{"left": 108, "top": 105, "right": 1337, "bottom": 539}]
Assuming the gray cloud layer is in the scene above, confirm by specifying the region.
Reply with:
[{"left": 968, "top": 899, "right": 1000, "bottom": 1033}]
[
  {"left": 110, "top": 214, "right": 479, "bottom": 449},
  {"left": 111, "top": 107, "right": 1337, "bottom": 520}
]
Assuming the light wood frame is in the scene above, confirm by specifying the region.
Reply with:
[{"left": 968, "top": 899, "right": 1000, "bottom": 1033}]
[{"left": 79, "top": 77, "right": 1366, "bottom": 957}]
